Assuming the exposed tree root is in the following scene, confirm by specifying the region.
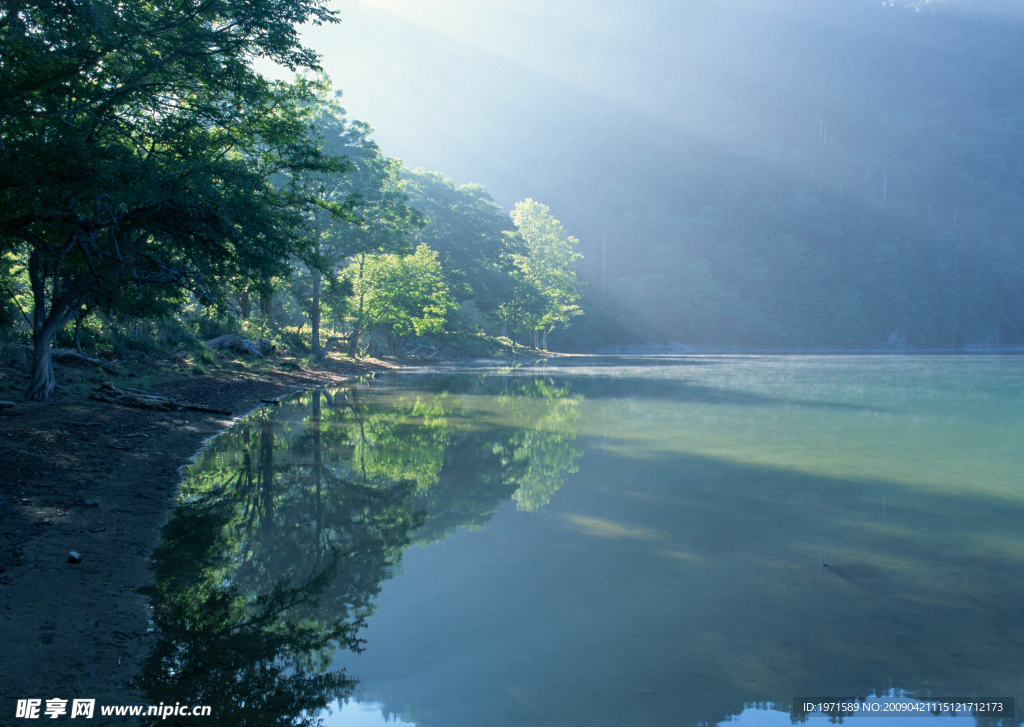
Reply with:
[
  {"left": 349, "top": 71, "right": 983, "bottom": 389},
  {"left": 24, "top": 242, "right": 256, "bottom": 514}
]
[
  {"left": 16, "top": 345, "right": 119, "bottom": 374},
  {"left": 89, "top": 382, "right": 232, "bottom": 415}
]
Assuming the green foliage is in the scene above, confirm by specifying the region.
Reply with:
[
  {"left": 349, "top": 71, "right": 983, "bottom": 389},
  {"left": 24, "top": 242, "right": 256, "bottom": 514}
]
[
  {"left": 481, "top": 253, "right": 547, "bottom": 353},
  {"left": 282, "top": 81, "right": 421, "bottom": 357},
  {"left": 1, "top": 0, "right": 592, "bottom": 376},
  {"left": 509, "top": 199, "right": 584, "bottom": 347},
  {"left": 0, "top": 0, "right": 350, "bottom": 399},
  {"left": 263, "top": 324, "right": 311, "bottom": 355},
  {"left": 403, "top": 168, "right": 518, "bottom": 306},
  {"left": 346, "top": 244, "right": 457, "bottom": 355},
  {"left": 0, "top": 247, "right": 24, "bottom": 334}
]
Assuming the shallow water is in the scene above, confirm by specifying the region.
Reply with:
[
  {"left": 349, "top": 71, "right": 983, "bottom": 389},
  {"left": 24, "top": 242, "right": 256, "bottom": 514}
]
[{"left": 144, "top": 355, "right": 1024, "bottom": 727}]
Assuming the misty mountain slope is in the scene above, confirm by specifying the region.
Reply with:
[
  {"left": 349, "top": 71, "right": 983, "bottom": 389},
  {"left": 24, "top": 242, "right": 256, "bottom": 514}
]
[{"left": 317, "top": 0, "right": 1024, "bottom": 347}]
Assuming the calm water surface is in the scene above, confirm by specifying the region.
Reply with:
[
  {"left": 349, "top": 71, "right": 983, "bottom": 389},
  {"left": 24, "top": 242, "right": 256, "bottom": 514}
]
[{"left": 143, "top": 356, "right": 1024, "bottom": 727}]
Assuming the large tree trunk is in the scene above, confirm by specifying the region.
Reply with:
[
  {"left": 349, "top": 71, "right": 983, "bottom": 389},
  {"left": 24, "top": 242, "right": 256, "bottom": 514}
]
[
  {"left": 260, "top": 291, "right": 274, "bottom": 323},
  {"left": 26, "top": 338, "right": 57, "bottom": 401},
  {"left": 26, "top": 251, "right": 77, "bottom": 402},
  {"left": 311, "top": 229, "right": 325, "bottom": 359},
  {"left": 258, "top": 271, "right": 275, "bottom": 323},
  {"left": 385, "top": 332, "right": 409, "bottom": 357}
]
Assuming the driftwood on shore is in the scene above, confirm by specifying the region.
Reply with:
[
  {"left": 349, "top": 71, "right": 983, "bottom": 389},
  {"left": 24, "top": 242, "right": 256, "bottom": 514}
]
[
  {"left": 203, "top": 334, "right": 275, "bottom": 357},
  {"left": 89, "top": 382, "right": 232, "bottom": 415}
]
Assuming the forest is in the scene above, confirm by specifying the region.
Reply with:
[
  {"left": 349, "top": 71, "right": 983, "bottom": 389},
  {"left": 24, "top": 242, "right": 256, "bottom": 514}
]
[
  {"left": 0, "top": 0, "right": 583, "bottom": 402},
  {"left": 5, "top": 0, "right": 1024, "bottom": 406}
]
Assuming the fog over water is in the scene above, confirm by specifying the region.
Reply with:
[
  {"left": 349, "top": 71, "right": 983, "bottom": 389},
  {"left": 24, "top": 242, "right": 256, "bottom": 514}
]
[{"left": 264, "top": 0, "right": 1024, "bottom": 348}]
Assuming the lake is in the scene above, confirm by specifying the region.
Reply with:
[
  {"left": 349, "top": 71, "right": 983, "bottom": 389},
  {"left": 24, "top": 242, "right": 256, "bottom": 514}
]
[{"left": 141, "top": 355, "right": 1024, "bottom": 727}]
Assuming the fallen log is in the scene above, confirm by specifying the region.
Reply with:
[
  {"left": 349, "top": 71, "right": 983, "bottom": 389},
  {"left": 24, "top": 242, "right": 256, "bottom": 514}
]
[
  {"left": 89, "top": 382, "right": 232, "bottom": 415},
  {"left": 0, "top": 400, "right": 15, "bottom": 409}
]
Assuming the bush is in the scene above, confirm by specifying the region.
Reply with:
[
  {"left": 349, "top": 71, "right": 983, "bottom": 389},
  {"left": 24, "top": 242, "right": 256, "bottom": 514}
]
[
  {"left": 277, "top": 325, "right": 310, "bottom": 354},
  {"left": 0, "top": 342, "right": 30, "bottom": 371},
  {"left": 102, "top": 314, "right": 203, "bottom": 356},
  {"left": 196, "top": 314, "right": 239, "bottom": 341}
]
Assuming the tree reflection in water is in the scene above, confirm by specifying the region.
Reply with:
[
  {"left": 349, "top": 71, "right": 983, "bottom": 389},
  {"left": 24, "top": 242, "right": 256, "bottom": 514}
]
[{"left": 140, "top": 374, "right": 582, "bottom": 725}]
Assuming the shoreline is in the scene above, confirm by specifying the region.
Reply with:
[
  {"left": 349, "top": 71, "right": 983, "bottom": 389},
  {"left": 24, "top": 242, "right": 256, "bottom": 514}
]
[{"left": 0, "top": 356, "right": 396, "bottom": 718}]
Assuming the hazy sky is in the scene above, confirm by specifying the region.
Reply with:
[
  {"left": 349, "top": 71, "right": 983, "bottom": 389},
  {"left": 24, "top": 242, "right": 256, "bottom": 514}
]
[
  {"left": 260, "top": 0, "right": 762, "bottom": 204},
  {"left": 255, "top": 0, "right": 1024, "bottom": 211}
]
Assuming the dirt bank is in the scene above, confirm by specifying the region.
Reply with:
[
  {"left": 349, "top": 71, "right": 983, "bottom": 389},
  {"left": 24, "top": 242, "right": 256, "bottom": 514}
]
[{"left": 0, "top": 355, "right": 396, "bottom": 720}]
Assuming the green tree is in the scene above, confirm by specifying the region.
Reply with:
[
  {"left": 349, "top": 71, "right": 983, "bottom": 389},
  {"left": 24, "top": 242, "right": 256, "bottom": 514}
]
[
  {"left": 290, "top": 83, "right": 422, "bottom": 358},
  {"left": 479, "top": 247, "right": 547, "bottom": 354},
  {"left": 510, "top": 199, "right": 584, "bottom": 349},
  {"left": 346, "top": 244, "right": 456, "bottom": 356},
  {"left": 0, "top": 0, "right": 348, "bottom": 400}
]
